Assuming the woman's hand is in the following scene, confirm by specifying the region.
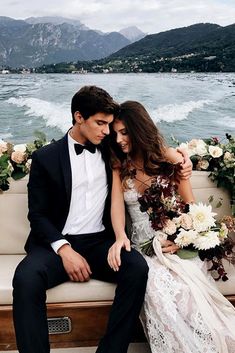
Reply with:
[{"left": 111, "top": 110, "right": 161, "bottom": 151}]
[
  {"left": 160, "top": 239, "right": 179, "bottom": 254},
  {"left": 108, "top": 235, "right": 131, "bottom": 271},
  {"left": 176, "top": 147, "right": 192, "bottom": 180}
]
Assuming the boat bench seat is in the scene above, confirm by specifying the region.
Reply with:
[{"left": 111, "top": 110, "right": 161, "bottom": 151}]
[{"left": 0, "top": 172, "right": 234, "bottom": 350}]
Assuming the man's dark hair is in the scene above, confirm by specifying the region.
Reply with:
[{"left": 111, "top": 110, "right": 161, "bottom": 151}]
[{"left": 71, "top": 85, "right": 120, "bottom": 124}]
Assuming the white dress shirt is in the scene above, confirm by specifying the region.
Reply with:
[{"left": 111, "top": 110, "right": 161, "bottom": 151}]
[{"left": 51, "top": 133, "right": 108, "bottom": 253}]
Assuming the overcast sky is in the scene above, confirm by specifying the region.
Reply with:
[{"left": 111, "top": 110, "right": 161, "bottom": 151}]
[{"left": 1, "top": 0, "right": 235, "bottom": 34}]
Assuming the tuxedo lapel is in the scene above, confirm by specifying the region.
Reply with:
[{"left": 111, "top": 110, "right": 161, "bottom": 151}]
[
  {"left": 57, "top": 135, "right": 112, "bottom": 205},
  {"left": 58, "top": 134, "right": 72, "bottom": 204}
]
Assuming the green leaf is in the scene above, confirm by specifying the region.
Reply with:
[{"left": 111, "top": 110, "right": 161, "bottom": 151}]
[
  {"left": 0, "top": 154, "right": 9, "bottom": 168},
  {"left": 208, "top": 195, "right": 214, "bottom": 203},
  {"left": 11, "top": 171, "right": 26, "bottom": 180},
  {"left": 0, "top": 180, "right": 9, "bottom": 191},
  {"left": 215, "top": 200, "right": 223, "bottom": 208},
  {"left": 177, "top": 249, "right": 198, "bottom": 259}
]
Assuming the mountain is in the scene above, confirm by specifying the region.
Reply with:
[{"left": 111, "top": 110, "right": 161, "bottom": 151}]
[
  {"left": 119, "top": 26, "right": 146, "bottom": 43},
  {"left": 0, "top": 17, "right": 130, "bottom": 68},
  {"left": 99, "top": 23, "right": 235, "bottom": 72},
  {"left": 25, "top": 16, "right": 89, "bottom": 30},
  {"left": 112, "top": 23, "right": 221, "bottom": 58}
]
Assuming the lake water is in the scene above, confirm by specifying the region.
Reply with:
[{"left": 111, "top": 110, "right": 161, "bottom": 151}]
[{"left": 0, "top": 72, "right": 235, "bottom": 144}]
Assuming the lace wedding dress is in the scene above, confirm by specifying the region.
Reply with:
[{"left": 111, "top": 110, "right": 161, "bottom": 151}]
[{"left": 124, "top": 179, "right": 235, "bottom": 353}]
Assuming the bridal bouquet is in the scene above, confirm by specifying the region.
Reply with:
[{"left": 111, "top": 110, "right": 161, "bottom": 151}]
[{"left": 138, "top": 163, "right": 235, "bottom": 281}]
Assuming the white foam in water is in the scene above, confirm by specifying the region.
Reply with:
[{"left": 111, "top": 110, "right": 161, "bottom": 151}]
[
  {"left": 7, "top": 97, "right": 71, "bottom": 132},
  {"left": 0, "top": 132, "right": 13, "bottom": 140},
  {"left": 153, "top": 99, "right": 211, "bottom": 123},
  {"left": 216, "top": 116, "right": 235, "bottom": 129}
]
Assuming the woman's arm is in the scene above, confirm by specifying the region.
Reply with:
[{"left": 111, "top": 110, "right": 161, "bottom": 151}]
[
  {"left": 111, "top": 169, "right": 127, "bottom": 239},
  {"left": 108, "top": 170, "right": 131, "bottom": 271},
  {"left": 165, "top": 147, "right": 195, "bottom": 204},
  {"left": 161, "top": 148, "right": 195, "bottom": 254}
]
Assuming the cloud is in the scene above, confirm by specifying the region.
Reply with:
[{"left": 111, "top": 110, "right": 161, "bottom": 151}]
[{"left": 0, "top": 0, "right": 234, "bottom": 33}]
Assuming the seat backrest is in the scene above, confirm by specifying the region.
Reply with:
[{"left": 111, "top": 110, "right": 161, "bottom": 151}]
[
  {"left": 190, "top": 171, "right": 231, "bottom": 219},
  {"left": 0, "top": 177, "right": 29, "bottom": 255},
  {"left": 0, "top": 172, "right": 232, "bottom": 255}
]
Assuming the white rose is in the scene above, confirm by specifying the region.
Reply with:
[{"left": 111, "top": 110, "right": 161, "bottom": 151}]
[
  {"left": 188, "top": 139, "right": 208, "bottom": 156},
  {"left": 11, "top": 151, "right": 26, "bottom": 164},
  {"left": 14, "top": 144, "right": 27, "bottom": 153},
  {"left": 223, "top": 151, "right": 235, "bottom": 162},
  {"left": 196, "top": 159, "right": 209, "bottom": 170},
  {"left": 195, "top": 141, "right": 208, "bottom": 156},
  {"left": 208, "top": 145, "right": 223, "bottom": 158},
  {"left": 0, "top": 140, "right": 8, "bottom": 156},
  {"left": 163, "top": 219, "right": 177, "bottom": 235},
  {"left": 178, "top": 142, "right": 194, "bottom": 157},
  {"left": 188, "top": 139, "right": 198, "bottom": 149}
]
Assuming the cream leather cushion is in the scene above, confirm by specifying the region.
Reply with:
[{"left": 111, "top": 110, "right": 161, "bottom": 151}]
[
  {"left": 0, "top": 194, "right": 29, "bottom": 254},
  {"left": 0, "top": 177, "right": 29, "bottom": 254},
  {"left": 0, "top": 255, "right": 116, "bottom": 305},
  {"left": 0, "top": 174, "right": 234, "bottom": 306},
  {"left": 0, "top": 255, "right": 234, "bottom": 305}
]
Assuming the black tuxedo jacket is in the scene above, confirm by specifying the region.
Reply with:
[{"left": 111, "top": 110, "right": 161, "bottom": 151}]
[{"left": 25, "top": 133, "right": 113, "bottom": 252}]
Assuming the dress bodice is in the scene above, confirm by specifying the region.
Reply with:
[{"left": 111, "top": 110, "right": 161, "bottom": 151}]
[{"left": 124, "top": 178, "right": 157, "bottom": 246}]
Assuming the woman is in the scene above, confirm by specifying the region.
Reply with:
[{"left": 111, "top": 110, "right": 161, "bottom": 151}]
[{"left": 108, "top": 100, "right": 235, "bottom": 353}]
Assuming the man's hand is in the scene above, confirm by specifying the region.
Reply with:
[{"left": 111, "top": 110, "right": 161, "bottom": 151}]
[
  {"left": 58, "top": 244, "right": 92, "bottom": 282},
  {"left": 177, "top": 147, "right": 192, "bottom": 180},
  {"left": 160, "top": 239, "right": 179, "bottom": 254},
  {"left": 107, "top": 235, "right": 131, "bottom": 271}
]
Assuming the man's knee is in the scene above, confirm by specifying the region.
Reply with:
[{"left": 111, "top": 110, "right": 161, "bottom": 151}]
[
  {"left": 13, "top": 259, "right": 47, "bottom": 303},
  {"left": 121, "top": 249, "right": 149, "bottom": 283}
]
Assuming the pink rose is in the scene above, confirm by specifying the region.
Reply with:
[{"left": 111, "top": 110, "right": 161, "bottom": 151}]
[
  {"left": 178, "top": 214, "right": 193, "bottom": 230},
  {"left": 163, "top": 219, "right": 177, "bottom": 235},
  {"left": 11, "top": 151, "right": 26, "bottom": 164}
]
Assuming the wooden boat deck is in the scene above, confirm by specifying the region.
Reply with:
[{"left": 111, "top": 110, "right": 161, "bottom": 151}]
[{"left": 0, "top": 343, "right": 150, "bottom": 353}]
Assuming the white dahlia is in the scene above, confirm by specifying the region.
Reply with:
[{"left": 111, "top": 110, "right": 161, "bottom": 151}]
[
  {"left": 175, "top": 229, "right": 198, "bottom": 247},
  {"left": 189, "top": 203, "right": 217, "bottom": 232},
  {"left": 193, "top": 231, "right": 220, "bottom": 250}
]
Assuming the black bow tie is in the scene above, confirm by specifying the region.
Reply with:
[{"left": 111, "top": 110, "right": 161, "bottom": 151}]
[{"left": 74, "top": 143, "right": 96, "bottom": 155}]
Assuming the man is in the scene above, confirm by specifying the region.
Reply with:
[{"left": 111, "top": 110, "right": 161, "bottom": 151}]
[
  {"left": 13, "top": 86, "right": 191, "bottom": 353},
  {"left": 13, "top": 86, "right": 148, "bottom": 353}
]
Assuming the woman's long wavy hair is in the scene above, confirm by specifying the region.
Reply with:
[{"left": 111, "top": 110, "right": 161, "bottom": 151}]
[{"left": 110, "top": 100, "right": 167, "bottom": 183}]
